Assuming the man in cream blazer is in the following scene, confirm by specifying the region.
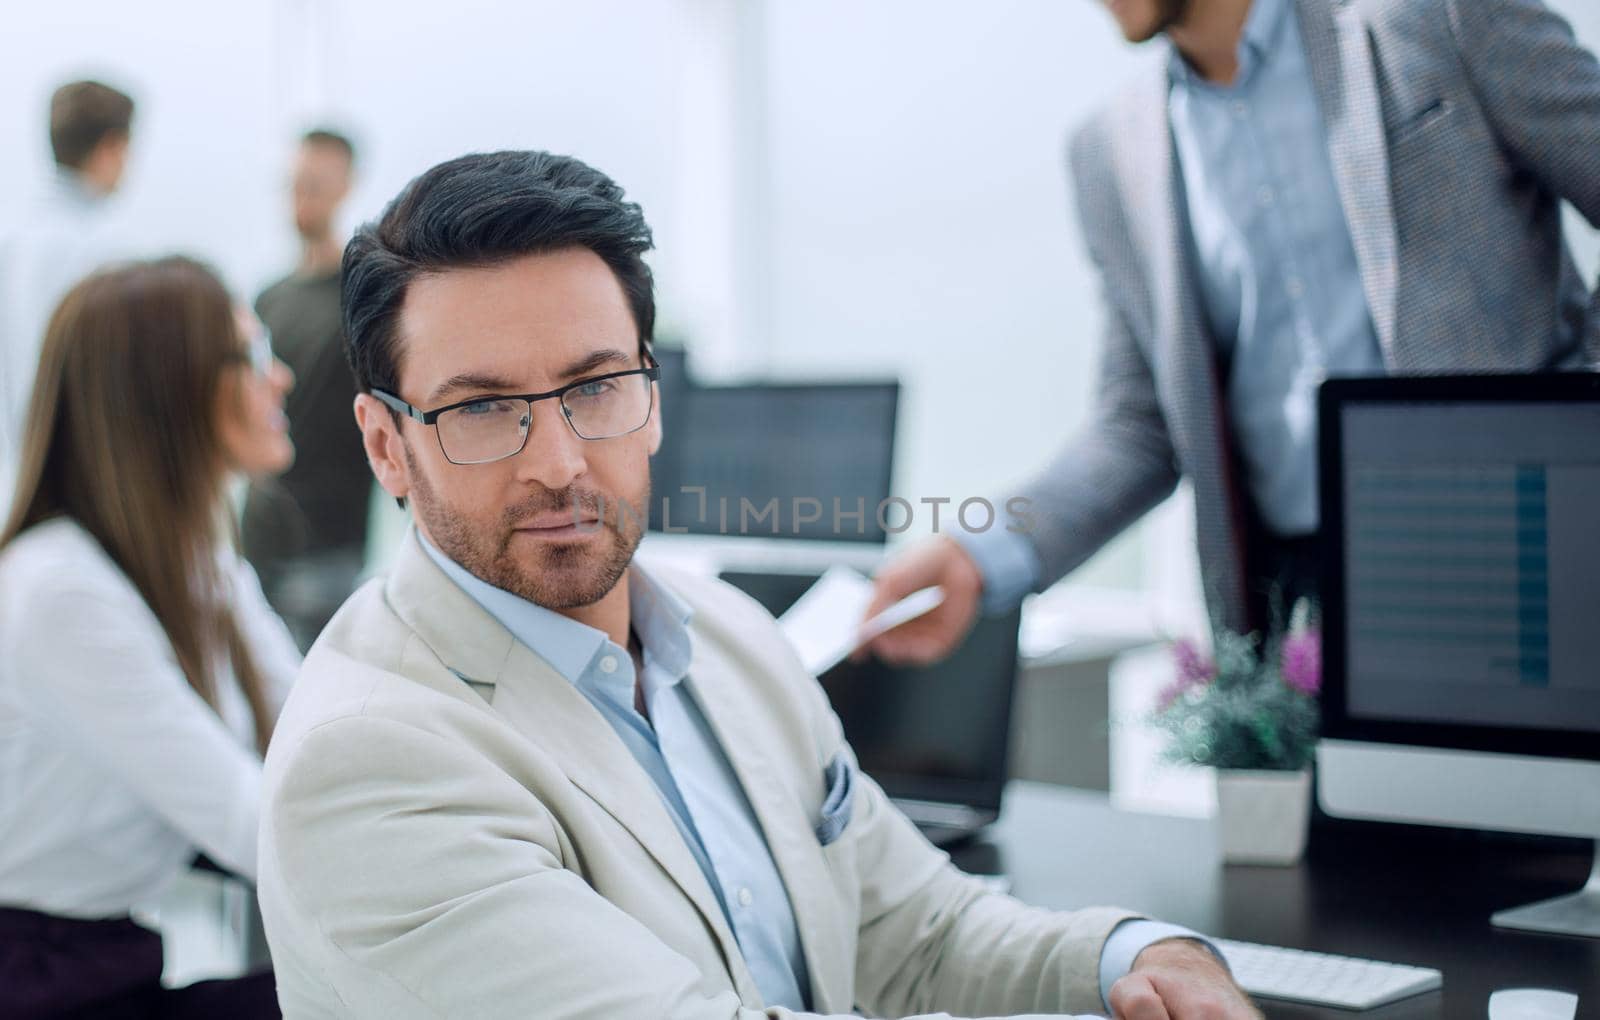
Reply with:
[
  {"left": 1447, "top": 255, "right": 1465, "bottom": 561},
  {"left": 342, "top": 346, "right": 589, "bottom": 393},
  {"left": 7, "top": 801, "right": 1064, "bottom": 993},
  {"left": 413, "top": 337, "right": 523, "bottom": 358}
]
[{"left": 258, "top": 150, "right": 1256, "bottom": 1019}]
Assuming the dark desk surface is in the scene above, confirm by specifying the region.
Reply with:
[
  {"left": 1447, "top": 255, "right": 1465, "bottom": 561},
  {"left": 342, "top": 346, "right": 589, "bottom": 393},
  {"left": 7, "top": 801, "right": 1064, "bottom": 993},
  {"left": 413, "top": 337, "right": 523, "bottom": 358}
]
[{"left": 951, "top": 781, "right": 1597, "bottom": 1019}]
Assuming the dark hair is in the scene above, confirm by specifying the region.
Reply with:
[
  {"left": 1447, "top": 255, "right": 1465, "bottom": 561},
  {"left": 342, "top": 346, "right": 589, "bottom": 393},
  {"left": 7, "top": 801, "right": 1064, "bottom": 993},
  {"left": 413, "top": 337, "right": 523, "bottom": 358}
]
[
  {"left": 341, "top": 150, "right": 656, "bottom": 399},
  {"left": 2, "top": 257, "right": 278, "bottom": 754},
  {"left": 302, "top": 127, "right": 356, "bottom": 164},
  {"left": 50, "top": 80, "right": 135, "bottom": 169}
]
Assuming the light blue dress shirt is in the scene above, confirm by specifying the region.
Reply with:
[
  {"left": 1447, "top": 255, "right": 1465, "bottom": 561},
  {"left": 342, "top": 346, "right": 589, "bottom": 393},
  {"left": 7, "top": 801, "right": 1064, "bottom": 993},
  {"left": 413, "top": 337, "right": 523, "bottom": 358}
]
[
  {"left": 1169, "top": 0, "right": 1385, "bottom": 536},
  {"left": 418, "top": 535, "right": 811, "bottom": 1010}
]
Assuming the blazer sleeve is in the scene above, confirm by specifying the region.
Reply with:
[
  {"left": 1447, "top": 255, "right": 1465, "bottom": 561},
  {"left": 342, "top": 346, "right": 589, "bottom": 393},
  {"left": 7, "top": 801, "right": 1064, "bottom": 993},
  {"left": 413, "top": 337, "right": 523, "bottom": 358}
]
[
  {"left": 848, "top": 767, "right": 1137, "bottom": 1018},
  {"left": 1445, "top": 0, "right": 1600, "bottom": 364},
  {"left": 1009, "top": 125, "right": 1183, "bottom": 590},
  {"left": 268, "top": 714, "right": 846, "bottom": 1020},
  {"left": 9, "top": 577, "right": 264, "bottom": 880},
  {"left": 786, "top": 681, "right": 1139, "bottom": 1018},
  {"left": 269, "top": 711, "right": 1121, "bottom": 1020}
]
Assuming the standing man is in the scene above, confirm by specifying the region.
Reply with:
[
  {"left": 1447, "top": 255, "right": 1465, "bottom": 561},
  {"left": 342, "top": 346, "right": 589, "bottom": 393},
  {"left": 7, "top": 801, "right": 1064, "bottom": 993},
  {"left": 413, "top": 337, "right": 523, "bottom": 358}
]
[
  {"left": 0, "top": 80, "right": 135, "bottom": 488},
  {"left": 258, "top": 149, "right": 1259, "bottom": 1019},
  {"left": 865, "top": 0, "right": 1600, "bottom": 662},
  {"left": 242, "top": 129, "right": 369, "bottom": 650}
]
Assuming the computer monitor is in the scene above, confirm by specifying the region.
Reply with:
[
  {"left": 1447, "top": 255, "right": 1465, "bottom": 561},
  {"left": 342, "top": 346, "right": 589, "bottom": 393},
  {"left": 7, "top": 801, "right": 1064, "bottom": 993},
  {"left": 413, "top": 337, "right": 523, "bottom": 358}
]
[
  {"left": 1316, "top": 373, "right": 1600, "bottom": 938},
  {"left": 718, "top": 569, "right": 1021, "bottom": 844},
  {"left": 650, "top": 381, "right": 898, "bottom": 543}
]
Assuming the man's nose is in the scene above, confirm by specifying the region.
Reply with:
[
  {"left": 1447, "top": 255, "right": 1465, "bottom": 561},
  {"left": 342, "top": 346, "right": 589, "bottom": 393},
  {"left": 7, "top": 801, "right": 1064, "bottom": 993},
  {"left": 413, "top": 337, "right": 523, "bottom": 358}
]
[{"left": 512, "top": 399, "right": 588, "bottom": 491}]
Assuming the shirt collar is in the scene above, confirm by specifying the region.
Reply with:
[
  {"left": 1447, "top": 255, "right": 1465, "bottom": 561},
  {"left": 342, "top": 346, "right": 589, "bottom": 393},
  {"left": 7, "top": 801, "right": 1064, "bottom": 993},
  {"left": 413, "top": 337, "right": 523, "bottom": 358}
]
[
  {"left": 1166, "top": 0, "right": 1289, "bottom": 89},
  {"left": 416, "top": 528, "right": 694, "bottom": 689},
  {"left": 628, "top": 561, "right": 695, "bottom": 682}
]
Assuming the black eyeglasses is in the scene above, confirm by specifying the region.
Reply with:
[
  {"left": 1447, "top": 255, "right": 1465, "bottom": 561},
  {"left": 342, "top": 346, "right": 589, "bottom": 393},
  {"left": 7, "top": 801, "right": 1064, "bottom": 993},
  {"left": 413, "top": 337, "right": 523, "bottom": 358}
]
[{"left": 371, "top": 360, "right": 660, "bottom": 466}]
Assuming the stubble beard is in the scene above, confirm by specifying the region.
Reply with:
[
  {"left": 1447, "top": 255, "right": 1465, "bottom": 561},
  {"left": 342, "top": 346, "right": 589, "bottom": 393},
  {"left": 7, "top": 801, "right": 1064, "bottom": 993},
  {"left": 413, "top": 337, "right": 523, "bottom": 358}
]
[{"left": 405, "top": 444, "right": 648, "bottom": 610}]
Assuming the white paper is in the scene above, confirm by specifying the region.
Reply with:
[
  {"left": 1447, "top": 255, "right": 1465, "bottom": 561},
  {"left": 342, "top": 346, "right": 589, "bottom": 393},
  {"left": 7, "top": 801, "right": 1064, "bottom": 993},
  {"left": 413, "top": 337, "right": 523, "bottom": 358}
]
[{"left": 778, "top": 565, "right": 944, "bottom": 675}]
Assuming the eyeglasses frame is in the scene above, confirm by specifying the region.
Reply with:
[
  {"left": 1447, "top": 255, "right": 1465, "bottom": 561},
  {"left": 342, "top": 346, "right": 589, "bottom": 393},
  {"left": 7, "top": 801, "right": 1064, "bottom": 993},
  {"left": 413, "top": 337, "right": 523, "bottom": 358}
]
[{"left": 369, "top": 356, "right": 661, "bottom": 465}]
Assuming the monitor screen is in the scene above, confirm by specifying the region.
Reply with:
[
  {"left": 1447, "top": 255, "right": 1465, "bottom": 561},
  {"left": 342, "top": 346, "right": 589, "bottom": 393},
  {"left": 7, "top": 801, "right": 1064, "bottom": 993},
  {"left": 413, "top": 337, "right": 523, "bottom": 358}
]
[
  {"left": 1320, "top": 375, "right": 1600, "bottom": 760},
  {"left": 719, "top": 570, "right": 1020, "bottom": 811},
  {"left": 651, "top": 383, "right": 898, "bottom": 543}
]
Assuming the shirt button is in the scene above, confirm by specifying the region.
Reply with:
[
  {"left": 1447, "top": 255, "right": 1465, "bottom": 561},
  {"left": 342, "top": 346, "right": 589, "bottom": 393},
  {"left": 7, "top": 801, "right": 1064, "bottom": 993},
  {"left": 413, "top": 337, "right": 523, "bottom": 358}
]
[
  {"left": 1257, "top": 186, "right": 1275, "bottom": 207},
  {"left": 737, "top": 887, "right": 754, "bottom": 907},
  {"left": 1231, "top": 100, "right": 1248, "bottom": 118},
  {"left": 1286, "top": 277, "right": 1305, "bottom": 300},
  {"left": 599, "top": 655, "right": 618, "bottom": 674}
]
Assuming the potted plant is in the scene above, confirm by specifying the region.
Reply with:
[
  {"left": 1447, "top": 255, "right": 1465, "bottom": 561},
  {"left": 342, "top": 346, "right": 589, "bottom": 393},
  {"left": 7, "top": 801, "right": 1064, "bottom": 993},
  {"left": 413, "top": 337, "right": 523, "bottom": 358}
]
[{"left": 1153, "top": 601, "right": 1321, "bottom": 865}]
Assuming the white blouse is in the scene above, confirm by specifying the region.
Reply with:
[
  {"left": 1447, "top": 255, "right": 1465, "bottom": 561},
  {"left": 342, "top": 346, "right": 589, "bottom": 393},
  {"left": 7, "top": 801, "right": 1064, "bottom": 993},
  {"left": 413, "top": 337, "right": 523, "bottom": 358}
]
[{"left": 0, "top": 517, "right": 300, "bottom": 919}]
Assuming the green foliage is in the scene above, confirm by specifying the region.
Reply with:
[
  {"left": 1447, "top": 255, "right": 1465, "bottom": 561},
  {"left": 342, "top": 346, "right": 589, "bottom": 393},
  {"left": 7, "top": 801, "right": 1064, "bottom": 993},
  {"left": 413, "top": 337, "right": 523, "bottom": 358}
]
[{"left": 1152, "top": 620, "right": 1321, "bottom": 771}]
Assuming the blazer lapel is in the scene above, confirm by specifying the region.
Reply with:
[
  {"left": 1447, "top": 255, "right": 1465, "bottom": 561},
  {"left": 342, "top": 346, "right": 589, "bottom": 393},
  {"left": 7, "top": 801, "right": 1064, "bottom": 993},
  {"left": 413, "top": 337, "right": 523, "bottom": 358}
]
[
  {"left": 1124, "top": 62, "right": 1193, "bottom": 386},
  {"left": 1297, "top": 0, "right": 1399, "bottom": 363},
  {"left": 1114, "top": 59, "right": 1251, "bottom": 630},
  {"left": 1114, "top": 60, "right": 1217, "bottom": 415},
  {"left": 487, "top": 648, "right": 759, "bottom": 1000},
  {"left": 384, "top": 534, "right": 756, "bottom": 1001},
  {"left": 684, "top": 638, "right": 851, "bottom": 1014}
]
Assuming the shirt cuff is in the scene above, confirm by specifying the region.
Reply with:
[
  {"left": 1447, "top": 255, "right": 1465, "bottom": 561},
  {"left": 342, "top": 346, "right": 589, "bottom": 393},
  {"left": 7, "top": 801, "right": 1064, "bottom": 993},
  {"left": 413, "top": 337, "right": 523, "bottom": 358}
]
[
  {"left": 952, "top": 525, "right": 1041, "bottom": 616},
  {"left": 1098, "top": 919, "right": 1229, "bottom": 1010}
]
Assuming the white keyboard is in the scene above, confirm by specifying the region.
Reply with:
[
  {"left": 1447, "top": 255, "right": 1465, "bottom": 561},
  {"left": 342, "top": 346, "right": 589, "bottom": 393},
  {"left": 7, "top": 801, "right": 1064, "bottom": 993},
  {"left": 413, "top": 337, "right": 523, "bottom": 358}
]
[{"left": 1216, "top": 939, "right": 1442, "bottom": 1011}]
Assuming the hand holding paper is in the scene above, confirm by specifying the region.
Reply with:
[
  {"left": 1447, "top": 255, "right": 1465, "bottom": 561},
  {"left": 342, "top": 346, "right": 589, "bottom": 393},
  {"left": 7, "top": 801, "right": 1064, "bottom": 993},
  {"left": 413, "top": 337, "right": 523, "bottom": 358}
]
[
  {"left": 854, "top": 535, "right": 987, "bottom": 666},
  {"left": 778, "top": 565, "right": 945, "bottom": 675}
]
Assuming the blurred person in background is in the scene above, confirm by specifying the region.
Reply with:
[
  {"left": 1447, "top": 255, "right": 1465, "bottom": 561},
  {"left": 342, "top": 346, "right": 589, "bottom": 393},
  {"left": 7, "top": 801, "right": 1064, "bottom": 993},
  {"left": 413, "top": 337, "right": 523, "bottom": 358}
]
[
  {"left": 242, "top": 128, "right": 371, "bottom": 651},
  {"left": 0, "top": 257, "right": 297, "bottom": 1019},
  {"left": 864, "top": 0, "right": 1600, "bottom": 666},
  {"left": 0, "top": 79, "right": 137, "bottom": 493}
]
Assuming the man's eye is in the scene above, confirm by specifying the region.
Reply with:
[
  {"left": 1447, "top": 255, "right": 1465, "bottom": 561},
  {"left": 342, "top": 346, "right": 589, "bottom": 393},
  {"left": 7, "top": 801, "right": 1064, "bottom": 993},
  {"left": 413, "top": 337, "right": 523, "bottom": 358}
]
[
  {"left": 572, "top": 379, "right": 616, "bottom": 399},
  {"left": 461, "top": 399, "right": 516, "bottom": 416}
]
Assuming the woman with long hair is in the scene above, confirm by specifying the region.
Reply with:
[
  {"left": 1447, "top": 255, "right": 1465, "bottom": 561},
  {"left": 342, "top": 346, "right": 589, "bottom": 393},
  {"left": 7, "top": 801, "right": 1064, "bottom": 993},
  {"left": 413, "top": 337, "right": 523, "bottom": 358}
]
[{"left": 0, "top": 256, "right": 298, "bottom": 1018}]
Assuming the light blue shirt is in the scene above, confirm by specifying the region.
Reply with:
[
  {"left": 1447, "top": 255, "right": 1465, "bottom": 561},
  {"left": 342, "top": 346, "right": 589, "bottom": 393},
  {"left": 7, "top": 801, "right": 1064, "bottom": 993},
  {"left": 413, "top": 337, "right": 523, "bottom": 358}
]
[
  {"left": 418, "top": 535, "right": 811, "bottom": 1010},
  {"left": 1168, "top": 0, "right": 1385, "bottom": 536}
]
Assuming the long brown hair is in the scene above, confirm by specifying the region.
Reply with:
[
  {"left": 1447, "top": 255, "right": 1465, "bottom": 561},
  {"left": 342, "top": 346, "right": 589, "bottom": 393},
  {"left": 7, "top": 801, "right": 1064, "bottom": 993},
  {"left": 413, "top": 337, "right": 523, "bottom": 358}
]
[{"left": 1, "top": 256, "right": 277, "bottom": 753}]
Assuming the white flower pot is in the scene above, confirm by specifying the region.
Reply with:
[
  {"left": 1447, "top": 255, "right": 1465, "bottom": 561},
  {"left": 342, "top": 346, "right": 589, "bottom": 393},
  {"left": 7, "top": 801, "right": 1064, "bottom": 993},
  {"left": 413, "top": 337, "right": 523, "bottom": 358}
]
[{"left": 1215, "top": 767, "right": 1311, "bottom": 866}]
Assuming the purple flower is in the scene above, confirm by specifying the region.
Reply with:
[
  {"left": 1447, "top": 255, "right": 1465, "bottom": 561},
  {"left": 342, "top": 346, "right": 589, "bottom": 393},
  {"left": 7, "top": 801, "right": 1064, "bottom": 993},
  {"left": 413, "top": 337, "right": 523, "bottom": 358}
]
[
  {"left": 1158, "top": 638, "right": 1216, "bottom": 710},
  {"left": 1173, "top": 638, "right": 1216, "bottom": 687},
  {"left": 1281, "top": 629, "right": 1322, "bottom": 695}
]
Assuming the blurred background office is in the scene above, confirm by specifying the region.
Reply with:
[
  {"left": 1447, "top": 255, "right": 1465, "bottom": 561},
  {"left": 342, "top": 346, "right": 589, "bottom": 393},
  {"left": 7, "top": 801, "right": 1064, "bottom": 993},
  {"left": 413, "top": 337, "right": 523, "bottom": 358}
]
[{"left": 2, "top": 0, "right": 1599, "bottom": 993}]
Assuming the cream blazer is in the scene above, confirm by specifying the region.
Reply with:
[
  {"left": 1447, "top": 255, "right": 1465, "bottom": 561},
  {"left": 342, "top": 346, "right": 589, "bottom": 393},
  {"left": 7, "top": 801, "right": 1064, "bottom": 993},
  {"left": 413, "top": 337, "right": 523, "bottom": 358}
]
[{"left": 258, "top": 531, "right": 1135, "bottom": 1018}]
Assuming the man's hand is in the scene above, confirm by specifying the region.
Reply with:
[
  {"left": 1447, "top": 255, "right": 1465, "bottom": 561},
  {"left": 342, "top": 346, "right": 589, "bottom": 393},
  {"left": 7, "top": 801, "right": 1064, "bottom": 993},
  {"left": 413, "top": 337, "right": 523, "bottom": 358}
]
[
  {"left": 855, "top": 535, "right": 983, "bottom": 666},
  {"left": 1108, "top": 939, "right": 1262, "bottom": 1019}
]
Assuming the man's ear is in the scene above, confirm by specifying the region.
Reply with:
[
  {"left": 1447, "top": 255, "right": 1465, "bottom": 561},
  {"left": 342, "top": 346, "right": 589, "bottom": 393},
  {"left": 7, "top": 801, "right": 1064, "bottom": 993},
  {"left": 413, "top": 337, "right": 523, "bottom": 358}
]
[{"left": 354, "top": 393, "right": 412, "bottom": 506}]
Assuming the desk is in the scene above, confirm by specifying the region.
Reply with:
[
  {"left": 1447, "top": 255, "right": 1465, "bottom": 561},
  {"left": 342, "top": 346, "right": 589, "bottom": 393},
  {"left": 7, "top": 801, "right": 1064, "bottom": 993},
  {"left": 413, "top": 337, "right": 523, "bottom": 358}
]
[{"left": 952, "top": 782, "right": 1598, "bottom": 1019}]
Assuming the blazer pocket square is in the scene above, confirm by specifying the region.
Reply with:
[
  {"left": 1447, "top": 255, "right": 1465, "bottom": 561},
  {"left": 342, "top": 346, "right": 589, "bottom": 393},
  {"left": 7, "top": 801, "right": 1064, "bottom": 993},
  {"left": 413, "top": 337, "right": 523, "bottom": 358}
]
[{"left": 815, "top": 751, "right": 856, "bottom": 846}]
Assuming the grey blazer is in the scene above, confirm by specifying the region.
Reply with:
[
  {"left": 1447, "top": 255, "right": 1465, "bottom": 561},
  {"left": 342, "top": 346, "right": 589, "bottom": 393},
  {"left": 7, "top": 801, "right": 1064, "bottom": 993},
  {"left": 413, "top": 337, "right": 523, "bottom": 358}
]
[{"left": 1020, "top": 0, "right": 1600, "bottom": 633}]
